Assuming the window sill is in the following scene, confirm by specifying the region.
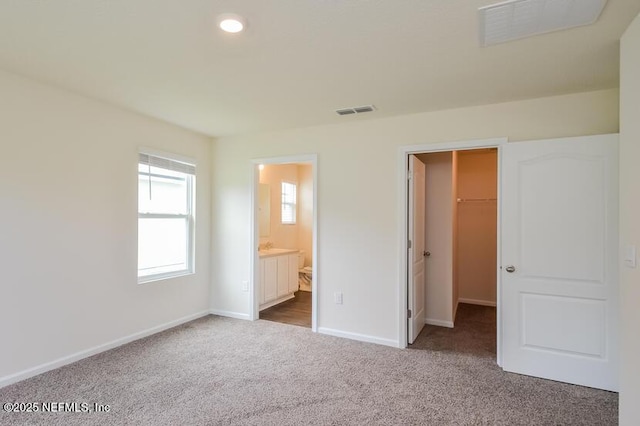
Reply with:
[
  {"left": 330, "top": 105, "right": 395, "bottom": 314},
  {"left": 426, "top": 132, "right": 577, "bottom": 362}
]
[{"left": 138, "top": 270, "right": 194, "bottom": 285}]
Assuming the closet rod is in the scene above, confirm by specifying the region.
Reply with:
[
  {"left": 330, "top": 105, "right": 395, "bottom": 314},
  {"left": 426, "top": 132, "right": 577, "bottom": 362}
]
[{"left": 456, "top": 198, "right": 497, "bottom": 202}]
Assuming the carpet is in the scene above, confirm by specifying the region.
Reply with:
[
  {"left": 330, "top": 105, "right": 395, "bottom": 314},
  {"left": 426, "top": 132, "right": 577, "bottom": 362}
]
[{"left": 0, "top": 304, "right": 617, "bottom": 425}]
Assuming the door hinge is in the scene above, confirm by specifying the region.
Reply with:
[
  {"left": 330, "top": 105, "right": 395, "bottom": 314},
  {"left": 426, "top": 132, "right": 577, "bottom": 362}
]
[
  {"left": 407, "top": 171, "right": 412, "bottom": 181},
  {"left": 408, "top": 309, "right": 412, "bottom": 318},
  {"left": 408, "top": 240, "right": 412, "bottom": 249}
]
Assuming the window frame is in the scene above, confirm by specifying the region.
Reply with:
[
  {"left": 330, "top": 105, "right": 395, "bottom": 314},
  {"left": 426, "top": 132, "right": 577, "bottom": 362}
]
[
  {"left": 281, "top": 180, "right": 297, "bottom": 225},
  {"left": 137, "top": 149, "right": 196, "bottom": 284}
]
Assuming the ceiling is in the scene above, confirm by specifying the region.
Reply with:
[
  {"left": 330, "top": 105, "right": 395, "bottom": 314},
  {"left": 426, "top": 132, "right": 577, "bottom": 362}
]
[{"left": 0, "top": 0, "right": 638, "bottom": 138}]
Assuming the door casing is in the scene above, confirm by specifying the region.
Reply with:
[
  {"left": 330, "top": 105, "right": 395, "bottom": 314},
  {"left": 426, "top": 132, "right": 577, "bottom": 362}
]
[
  {"left": 397, "top": 137, "right": 506, "bottom": 366},
  {"left": 250, "top": 154, "right": 318, "bottom": 332}
]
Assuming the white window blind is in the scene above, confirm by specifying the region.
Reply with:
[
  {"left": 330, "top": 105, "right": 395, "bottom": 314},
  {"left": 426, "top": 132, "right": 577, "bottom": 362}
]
[
  {"left": 139, "top": 153, "right": 196, "bottom": 176},
  {"left": 281, "top": 181, "right": 297, "bottom": 224}
]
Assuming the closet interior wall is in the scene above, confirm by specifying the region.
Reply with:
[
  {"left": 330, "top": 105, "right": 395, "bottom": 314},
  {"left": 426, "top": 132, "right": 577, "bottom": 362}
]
[{"left": 455, "top": 149, "right": 498, "bottom": 311}]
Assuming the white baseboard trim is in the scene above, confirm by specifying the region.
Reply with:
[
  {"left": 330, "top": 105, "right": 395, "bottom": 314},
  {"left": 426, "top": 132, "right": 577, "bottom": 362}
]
[
  {"left": 209, "top": 309, "right": 251, "bottom": 320},
  {"left": 458, "top": 298, "right": 497, "bottom": 307},
  {"left": 317, "top": 327, "right": 399, "bottom": 348},
  {"left": 425, "top": 318, "right": 454, "bottom": 328},
  {"left": 0, "top": 310, "right": 211, "bottom": 389}
]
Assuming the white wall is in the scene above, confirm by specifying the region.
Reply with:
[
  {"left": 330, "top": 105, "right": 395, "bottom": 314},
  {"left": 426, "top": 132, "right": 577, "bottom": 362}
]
[
  {"left": 0, "top": 69, "right": 212, "bottom": 383},
  {"left": 619, "top": 12, "right": 640, "bottom": 426},
  {"left": 210, "top": 89, "right": 619, "bottom": 345},
  {"left": 456, "top": 150, "right": 497, "bottom": 305}
]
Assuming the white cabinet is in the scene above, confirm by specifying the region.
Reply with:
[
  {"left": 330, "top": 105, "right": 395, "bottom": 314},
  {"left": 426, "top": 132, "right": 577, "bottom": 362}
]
[
  {"left": 259, "top": 250, "right": 299, "bottom": 311},
  {"left": 276, "top": 256, "right": 289, "bottom": 297},
  {"left": 263, "top": 257, "right": 278, "bottom": 303}
]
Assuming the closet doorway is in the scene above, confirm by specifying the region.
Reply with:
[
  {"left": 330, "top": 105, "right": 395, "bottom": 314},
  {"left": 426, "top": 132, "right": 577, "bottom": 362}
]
[
  {"left": 417, "top": 148, "right": 497, "bottom": 322},
  {"left": 401, "top": 135, "right": 619, "bottom": 390},
  {"left": 401, "top": 138, "right": 504, "bottom": 361},
  {"left": 250, "top": 155, "right": 318, "bottom": 331}
]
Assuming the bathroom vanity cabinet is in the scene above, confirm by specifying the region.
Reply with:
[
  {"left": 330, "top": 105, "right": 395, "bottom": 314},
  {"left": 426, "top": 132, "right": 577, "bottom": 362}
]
[{"left": 258, "top": 249, "right": 299, "bottom": 311}]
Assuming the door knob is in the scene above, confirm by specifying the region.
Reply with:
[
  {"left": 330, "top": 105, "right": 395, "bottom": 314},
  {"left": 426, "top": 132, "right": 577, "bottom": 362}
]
[
  {"left": 505, "top": 265, "right": 516, "bottom": 273},
  {"left": 423, "top": 251, "right": 431, "bottom": 257}
]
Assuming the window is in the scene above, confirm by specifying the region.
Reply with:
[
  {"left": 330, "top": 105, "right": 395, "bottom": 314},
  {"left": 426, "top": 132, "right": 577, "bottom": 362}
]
[
  {"left": 138, "top": 152, "right": 195, "bottom": 283},
  {"left": 281, "top": 181, "right": 297, "bottom": 224}
]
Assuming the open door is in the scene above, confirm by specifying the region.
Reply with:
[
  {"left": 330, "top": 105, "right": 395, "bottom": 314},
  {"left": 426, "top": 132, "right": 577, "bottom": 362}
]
[
  {"left": 501, "top": 134, "right": 619, "bottom": 391},
  {"left": 408, "top": 155, "right": 426, "bottom": 344}
]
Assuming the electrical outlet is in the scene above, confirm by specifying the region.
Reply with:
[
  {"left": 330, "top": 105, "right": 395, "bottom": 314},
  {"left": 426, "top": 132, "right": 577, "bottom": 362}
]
[
  {"left": 334, "top": 292, "right": 343, "bottom": 305},
  {"left": 242, "top": 280, "right": 249, "bottom": 292}
]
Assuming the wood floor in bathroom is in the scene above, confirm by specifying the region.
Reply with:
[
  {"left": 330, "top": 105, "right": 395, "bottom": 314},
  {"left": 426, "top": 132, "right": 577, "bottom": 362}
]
[{"left": 260, "top": 291, "right": 311, "bottom": 328}]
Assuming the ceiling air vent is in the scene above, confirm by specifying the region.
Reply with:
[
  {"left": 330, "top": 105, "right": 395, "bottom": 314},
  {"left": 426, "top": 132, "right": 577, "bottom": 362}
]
[
  {"left": 479, "top": 0, "right": 608, "bottom": 47},
  {"left": 336, "top": 105, "right": 376, "bottom": 116}
]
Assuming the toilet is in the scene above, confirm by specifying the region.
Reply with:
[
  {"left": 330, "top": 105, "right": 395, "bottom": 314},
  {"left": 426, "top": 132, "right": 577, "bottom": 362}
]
[{"left": 298, "top": 251, "right": 312, "bottom": 291}]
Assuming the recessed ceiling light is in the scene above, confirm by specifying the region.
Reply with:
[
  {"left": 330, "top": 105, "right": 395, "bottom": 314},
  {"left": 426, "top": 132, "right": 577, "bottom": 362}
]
[{"left": 217, "top": 13, "right": 246, "bottom": 33}]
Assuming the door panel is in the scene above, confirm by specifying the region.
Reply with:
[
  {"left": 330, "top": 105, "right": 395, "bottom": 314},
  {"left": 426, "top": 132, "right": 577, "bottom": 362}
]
[
  {"left": 264, "top": 257, "right": 278, "bottom": 302},
  {"left": 520, "top": 293, "right": 606, "bottom": 357},
  {"left": 408, "top": 155, "right": 426, "bottom": 343},
  {"left": 277, "top": 255, "right": 289, "bottom": 297},
  {"left": 501, "top": 134, "right": 618, "bottom": 391},
  {"left": 519, "top": 155, "right": 605, "bottom": 282}
]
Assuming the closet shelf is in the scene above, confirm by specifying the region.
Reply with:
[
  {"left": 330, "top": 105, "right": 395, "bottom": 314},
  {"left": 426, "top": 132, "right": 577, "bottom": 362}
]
[{"left": 456, "top": 198, "right": 497, "bottom": 202}]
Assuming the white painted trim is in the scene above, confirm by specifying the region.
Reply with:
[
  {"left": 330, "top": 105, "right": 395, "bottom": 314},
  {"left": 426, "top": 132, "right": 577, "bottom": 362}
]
[
  {"left": 0, "top": 310, "right": 210, "bottom": 389},
  {"left": 311, "top": 157, "right": 318, "bottom": 332},
  {"left": 397, "top": 147, "right": 409, "bottom": 349},
  {"left": 258, "top": 294, "right": 295, "bottom": 311},
  {"left": 496, "top": 143, "right": 503, "bottom": 367},
  {"left": 210, "top": 309, "right": 251, "bottom": 320},
  {"left": 403, "top": 137, "right": 507, "bottom": 155},
  {"left": 458, "top": 298, "right": 497, "bottom": 307},
  {"left": 251, "top": 162, "right": 259, "bottom": 322},
  {"left": 398, "top": 137, "right": 507, "bottom": 351},
  {"left": 425, "top": 318, "right": 454, "bottom": 328},
  {"left": 317, "top": 327, "right": 398, "bottom": 348},
  {"left": 250, "top": 154, "right": 318, "bottom": 332}
]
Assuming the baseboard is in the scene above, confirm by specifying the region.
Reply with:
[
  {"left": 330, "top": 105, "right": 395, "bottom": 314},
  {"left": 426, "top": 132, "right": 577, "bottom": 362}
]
[
  {"left": 0, "top": 310, "right": 211, "bottom": 389},
  {"left": 209, "top": 309, "right": 251, "bottom": 320},
  {"left": 458, "top": 298, "right": 497, "bottom": 307},
  {"left": 317, "top": 327, "right": 399, "bottom": 348},
  {"left": 425, "top": 318, "right": 454, "bottom": 328}
]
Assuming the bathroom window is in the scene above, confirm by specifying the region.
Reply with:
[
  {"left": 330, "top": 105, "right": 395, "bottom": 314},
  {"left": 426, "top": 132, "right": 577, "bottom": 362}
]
[
  {"left": 137, "top": 151, "right": 196, "bottom": 283},
  {"left": 281, "top": 181, "right": 297, "bottom": 225}
]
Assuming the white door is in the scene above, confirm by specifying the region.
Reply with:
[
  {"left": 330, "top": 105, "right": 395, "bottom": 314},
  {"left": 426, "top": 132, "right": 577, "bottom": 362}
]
[
  {"left": 501, "top": 134, "right": 618, "bottom": 391},
  {"left": 408, "top": 155, "right": 426, "bottom": 344}
]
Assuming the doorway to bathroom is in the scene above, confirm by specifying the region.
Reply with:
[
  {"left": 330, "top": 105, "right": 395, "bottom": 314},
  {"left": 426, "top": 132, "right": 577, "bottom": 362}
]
[{"left": 250, "top": 155, "right": 317, "bottom": 330}]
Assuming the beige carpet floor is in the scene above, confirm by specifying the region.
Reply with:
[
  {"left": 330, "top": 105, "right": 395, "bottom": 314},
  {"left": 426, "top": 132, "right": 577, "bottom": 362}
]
[{"left": 0, "top": 304, "right": 617, "bottom": 425}]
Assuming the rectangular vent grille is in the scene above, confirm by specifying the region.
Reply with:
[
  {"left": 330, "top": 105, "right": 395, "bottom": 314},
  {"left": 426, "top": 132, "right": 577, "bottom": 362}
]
[
  {"left": 479, "top": 0, "right": 607, "bottom": 47},
  {"left": 336, "top": 105, "right": 376, "bottom": 116}
]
